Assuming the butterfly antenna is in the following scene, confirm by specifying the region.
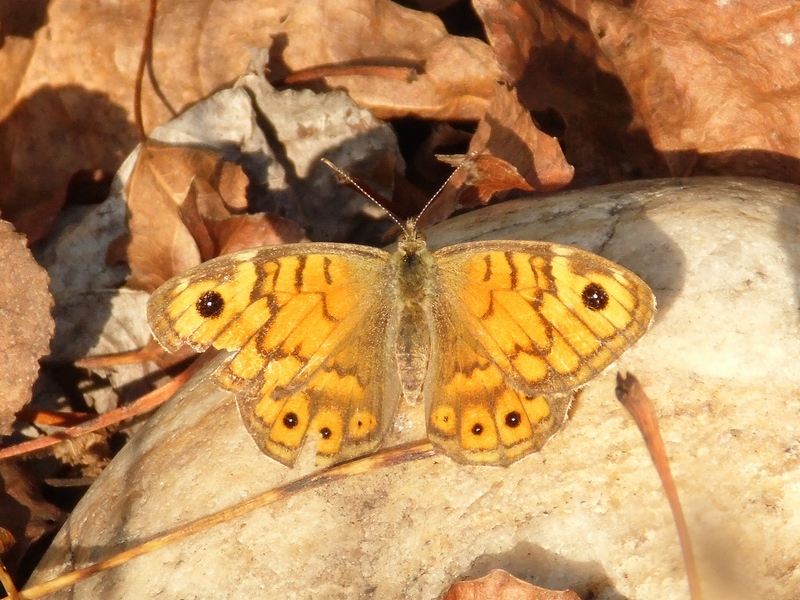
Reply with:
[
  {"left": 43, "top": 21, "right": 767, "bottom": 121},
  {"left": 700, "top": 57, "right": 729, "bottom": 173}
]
[
  {"left": 321, "top": 158, "right": 404, "bottom": 229},
  {"left": 413, "top": 152, "right": 476, "bottom": 225}
]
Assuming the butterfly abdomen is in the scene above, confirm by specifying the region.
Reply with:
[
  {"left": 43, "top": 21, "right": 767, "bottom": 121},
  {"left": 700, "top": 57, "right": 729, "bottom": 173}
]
[{"left": 390, "top": 235, "right": 441, "bottom": 404}]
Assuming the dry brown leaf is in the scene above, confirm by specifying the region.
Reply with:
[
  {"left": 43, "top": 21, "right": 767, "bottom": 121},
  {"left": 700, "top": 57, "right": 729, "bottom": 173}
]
[
  {"left": 206, "top": 213, "right": 305, "bottom": 256},
  {"left": 0, "top": 0, "right": 297, "bottom": 241},
  {"left": 474, "top": 0, "right": 598, "bottom": 84},
  {"left": 442, "top": 570, "right": 581, "bottom": 600},
  {"left": 419, "top": 85, "right": 574, "bottom": 225},
  {"left": 37, "top": 73, "right": 395, "bottom": 427},
  {"left": 125, "top": 142, "right": 251, "bottom": 292},
  {"left": 0, "top": 220, "right": 53, "bottom": 437},
  {"left": 273, "top": 0, "right": 501, "bottom": 120},
  {"left": 144, "top": 73, "right": 400, "bottom": 242},
  {"left": 457, "top": 154, "right": 534, "bottom": 207},
  {"left": 590, "top": 2, "right": 800, "bottom": 180},
  {"left": 474, "top": 0, "right": 665, "bottom": 185},
  {"left": 415, "top": 153, "right": 532, "bottom": 229},
  {"left": 0, "top": 81, "right": 131, "bottom": 243},
  {"left": 125, "top": 141, "right": 307, "bottom": 291},
  {"left": 0, "top": 462, "right": 65, "bottom": 576},
  {"left": 470, "top": 85, "right": 574, "bottom": 194},
  {"left": 473, "top": 0, "right": 540, "bottom": 83}
]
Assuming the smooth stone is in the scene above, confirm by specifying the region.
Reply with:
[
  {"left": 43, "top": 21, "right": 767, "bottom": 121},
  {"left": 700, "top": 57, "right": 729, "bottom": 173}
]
[{"left": 27, "top": 177, "right": 800, "bottom": 600}]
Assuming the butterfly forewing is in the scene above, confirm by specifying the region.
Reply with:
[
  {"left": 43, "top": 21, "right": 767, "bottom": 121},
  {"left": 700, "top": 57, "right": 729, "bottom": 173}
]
[{"left": 433, "top": 240, "right": 655, "bottom": 394}]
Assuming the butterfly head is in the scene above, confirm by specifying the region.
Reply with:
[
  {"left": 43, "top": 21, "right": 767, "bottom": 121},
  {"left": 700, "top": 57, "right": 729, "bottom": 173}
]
[{"left": 398, "top": 218, "right": 427, "bottom": 256}]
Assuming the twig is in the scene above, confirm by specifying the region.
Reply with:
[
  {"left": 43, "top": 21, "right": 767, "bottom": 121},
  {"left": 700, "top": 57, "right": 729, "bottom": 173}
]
[
  {"left": 6, "top": 441, "right": 435, "bottom": 600},
  {"left": 0, "top": 360, "right": 199, "bottom": 461},
  {"left": 133, "top": 0, "right": 158, "bottom": 140},
  {"left": 615, "top": 372, "right": 703, "bottom": 600}
]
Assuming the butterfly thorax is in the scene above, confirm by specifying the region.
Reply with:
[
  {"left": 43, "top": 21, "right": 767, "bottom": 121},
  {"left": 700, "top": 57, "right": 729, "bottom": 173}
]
[
  {"left": 393, "top": 219, "right": 441, "bottom": 316},
  {"left": 391, "top": 219, "right": 436, "bottom": 403}
]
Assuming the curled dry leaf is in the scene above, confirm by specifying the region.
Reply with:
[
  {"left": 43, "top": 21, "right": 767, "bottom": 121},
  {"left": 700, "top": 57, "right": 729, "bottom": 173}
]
[
  {"left": 420, "top": 85, "right": 574, "bottom": 226},
  {"left": 457, "top": 154, "right": 534, "bottom": 206},
  {"left": 419, "top": 153, "right": 532, "bottom": 229},
  {"left": 474, "top": 0, "right": 665, "bottom": 185},
  {"left": 468, "top": 85, "right": 574, "bottom": 195},
  {"left": 0, "top": 220, "right": 53, "bottom": 437},
  {"left": 124, "top": 141, "right": 248, "bottom": 291},
  {"left": 125, "top": 141, "right": 304, "bottom": 292},
  {"left": 273, "top": 0, "right": 501, "bottom": 120},
  {"left": 590, "top": 2, "right": 800, "bottom": 180},
  {"left": 442, "top": 570, "right": 581, "bottom": 600}
]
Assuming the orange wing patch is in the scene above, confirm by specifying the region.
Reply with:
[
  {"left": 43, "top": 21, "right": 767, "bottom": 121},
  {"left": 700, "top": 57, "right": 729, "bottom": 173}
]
[{"left": 237, "top": 316, "right": 395, "bottom": 465}]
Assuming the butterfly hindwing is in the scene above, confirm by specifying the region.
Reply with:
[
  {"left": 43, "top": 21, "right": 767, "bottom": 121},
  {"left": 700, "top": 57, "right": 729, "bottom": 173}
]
[
  {"left": 234, "top": 297, "right": 402, "bottom": 466},
  {"left": 425, "top": 298, "right": 574, "bottom": 465}
]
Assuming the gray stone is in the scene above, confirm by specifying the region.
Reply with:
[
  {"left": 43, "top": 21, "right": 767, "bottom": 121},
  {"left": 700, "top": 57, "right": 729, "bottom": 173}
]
[{"left": 28, "top": 177, "right": 800, "bottom": 600}]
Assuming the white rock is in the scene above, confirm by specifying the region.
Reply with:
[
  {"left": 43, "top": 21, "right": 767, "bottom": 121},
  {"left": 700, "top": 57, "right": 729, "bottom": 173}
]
[{"left": 28, "top": 177, "right": 800, "bottom": 599}]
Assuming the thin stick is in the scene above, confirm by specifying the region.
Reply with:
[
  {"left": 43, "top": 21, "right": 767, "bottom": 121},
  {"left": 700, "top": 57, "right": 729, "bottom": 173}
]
[
  {"left": 615, "top": 372, "right": 703, "bottom": 600},
  {"left": 8, "top": 441, "right": 435, "bottom": 600},
  {"left": 0, "top": 361, "right": 198, "bottom": 461},
  {"left": 281, "top": 64, "right": 418, "bottom": 85},
  {"left": 133, "top": 0, "right": 158, "bottom": 140},
  {"left": 74, "top": 341, "right": 164, "bottom": 369}
]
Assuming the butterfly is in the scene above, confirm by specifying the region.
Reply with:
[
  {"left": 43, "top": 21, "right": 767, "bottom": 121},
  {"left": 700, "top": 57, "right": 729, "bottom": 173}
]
[{"left": 146, "top": 194, "right": 656, "bottom": 467}]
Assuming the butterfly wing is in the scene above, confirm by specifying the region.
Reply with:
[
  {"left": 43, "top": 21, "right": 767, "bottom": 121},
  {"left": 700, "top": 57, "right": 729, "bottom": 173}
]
[
  {"left": 147, "top": 244, "right": 402, "bottom": 466},
  {"left": 426, "top": 241, "right": 655, "bottom": 465},
  {"left": 425, "top": 305, "right": 575, "bottom": 466}
]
